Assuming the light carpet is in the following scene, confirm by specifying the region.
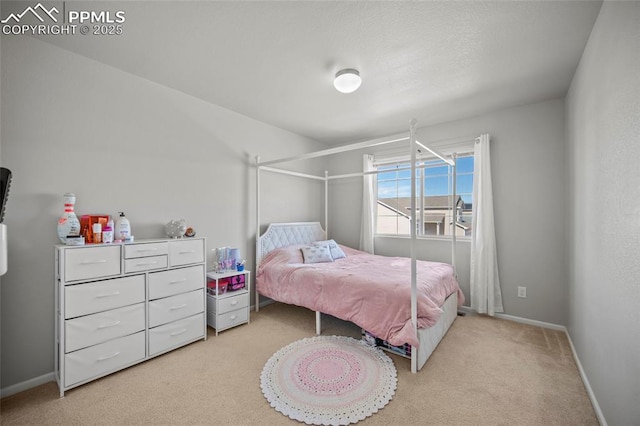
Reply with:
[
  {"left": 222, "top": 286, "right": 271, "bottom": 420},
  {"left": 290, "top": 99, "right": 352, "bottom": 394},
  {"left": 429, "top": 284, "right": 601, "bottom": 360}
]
[
  {"left": 0, "top": 303, "right": 598, "bottom": 425},
  {"left": 260, "top": 335, "right": 397, "bottom": 425}
]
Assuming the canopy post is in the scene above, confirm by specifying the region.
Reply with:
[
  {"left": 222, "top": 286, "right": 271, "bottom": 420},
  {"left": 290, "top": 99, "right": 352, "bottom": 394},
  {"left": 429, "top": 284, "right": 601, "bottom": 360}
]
[
  {"left": 451, "top": 153, "right": 458, "bottom": 275},
  {"left": 324, "top": 171, "right": 329, "bottom": 238},
  {"left": 255, "top": 155, "right": 261, "bottom": 312},
  {"left": 409, "top": 118, "right": 418, "bottom": 374}
]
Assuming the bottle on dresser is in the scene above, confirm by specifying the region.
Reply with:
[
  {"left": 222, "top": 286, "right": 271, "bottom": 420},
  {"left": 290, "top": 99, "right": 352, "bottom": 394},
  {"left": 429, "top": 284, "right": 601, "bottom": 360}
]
[{"left": 114, "top": 212, "right": 132, "bottom": 241}]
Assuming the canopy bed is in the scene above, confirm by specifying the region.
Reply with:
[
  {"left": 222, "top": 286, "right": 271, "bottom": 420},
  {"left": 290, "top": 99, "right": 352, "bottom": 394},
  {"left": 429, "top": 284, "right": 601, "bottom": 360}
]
[{"left": 254, "top": 120, "right": 464, "bottom": 372}]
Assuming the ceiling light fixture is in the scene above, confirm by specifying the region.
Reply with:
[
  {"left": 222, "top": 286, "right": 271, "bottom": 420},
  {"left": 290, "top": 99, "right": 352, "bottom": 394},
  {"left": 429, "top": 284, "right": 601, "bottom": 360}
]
[{"left": 333, "top": 68, "right": 361, "bottom": 94}]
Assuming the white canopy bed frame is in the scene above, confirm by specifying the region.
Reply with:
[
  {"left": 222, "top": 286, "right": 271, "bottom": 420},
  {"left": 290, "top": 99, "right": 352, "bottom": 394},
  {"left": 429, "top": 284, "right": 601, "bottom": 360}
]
[{"left": 254, "top": 120, "right": 460, "bottom": 373}]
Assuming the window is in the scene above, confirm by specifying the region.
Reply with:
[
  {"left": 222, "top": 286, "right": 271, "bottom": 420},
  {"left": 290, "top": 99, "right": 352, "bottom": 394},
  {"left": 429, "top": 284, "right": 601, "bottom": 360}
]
[{"left": 375, "top": 153, "right": 474, "bottom": 237}]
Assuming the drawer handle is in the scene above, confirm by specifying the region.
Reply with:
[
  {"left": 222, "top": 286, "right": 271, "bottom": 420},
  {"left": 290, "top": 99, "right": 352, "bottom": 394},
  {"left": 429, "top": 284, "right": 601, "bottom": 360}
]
[
  {"left": 178, "top": 250, "right": 195, "bottom": 254},
  {"left": 80, "top": 260, "right": 108, "bottom": 265},
  {"left": 229, "top": 315, "right": 237, "bottom": 320},
  {"left": 96, "top": 291, "right": 121, "bottom": 298},
  {"left": 230, "top": 300, "right": 238, "bottom": 306},
  {"left": 169, "top": 278, "right": 187, "bottom": 284},
  {"left": 170, "top": 328, "right": 188, "bottom": 337},
  {"left": 135, "top": 248, "right": 158, "bottom": 252},
  {"left": 97, "top": 351, "right": 120, "bottom": 361},
  {"left": 170, "top": 304, "right": 188, "bottom": 311},
  {"left": 136, "top": 261, "right": 157, "bottom": 266},
  {"left": 97, "top": 320, "right": 121, "bottom": 329}
]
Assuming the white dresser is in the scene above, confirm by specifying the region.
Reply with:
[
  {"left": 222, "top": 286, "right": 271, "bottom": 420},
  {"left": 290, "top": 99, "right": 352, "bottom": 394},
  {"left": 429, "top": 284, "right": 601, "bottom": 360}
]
[{"left": 55, "top": 238, "right": 206, "bottom": 397}]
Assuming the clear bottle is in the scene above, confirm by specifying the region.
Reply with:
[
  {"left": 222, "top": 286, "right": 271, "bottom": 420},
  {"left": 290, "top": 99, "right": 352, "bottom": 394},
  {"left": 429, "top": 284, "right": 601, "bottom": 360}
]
[{"left": 57, "top": 193, "right": 81, "bottom": 244}]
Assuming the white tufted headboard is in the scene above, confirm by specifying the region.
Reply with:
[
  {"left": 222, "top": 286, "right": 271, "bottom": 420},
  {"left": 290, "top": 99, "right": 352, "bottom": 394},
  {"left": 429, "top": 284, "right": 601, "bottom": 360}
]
[{"left": 256, "top": 222, "right": 326, "bottom": 267}]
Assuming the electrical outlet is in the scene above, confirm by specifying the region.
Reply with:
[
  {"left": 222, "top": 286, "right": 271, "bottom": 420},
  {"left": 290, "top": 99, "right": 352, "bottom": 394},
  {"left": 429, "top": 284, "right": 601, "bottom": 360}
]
[{"left": 517, "top": 286, "right": 527, "bottom": 298}]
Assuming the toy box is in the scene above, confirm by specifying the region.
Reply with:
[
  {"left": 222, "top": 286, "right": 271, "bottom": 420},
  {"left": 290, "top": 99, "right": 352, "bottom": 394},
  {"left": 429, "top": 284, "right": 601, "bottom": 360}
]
[{"left": 228, "top": 274, "right": 246, "bottom": 291}]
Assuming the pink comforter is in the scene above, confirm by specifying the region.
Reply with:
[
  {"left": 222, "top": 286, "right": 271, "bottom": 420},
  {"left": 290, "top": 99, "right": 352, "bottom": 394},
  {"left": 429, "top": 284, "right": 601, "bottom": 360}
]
[{"left": 256, "top": 244, "right": 464, "bottom": 347}]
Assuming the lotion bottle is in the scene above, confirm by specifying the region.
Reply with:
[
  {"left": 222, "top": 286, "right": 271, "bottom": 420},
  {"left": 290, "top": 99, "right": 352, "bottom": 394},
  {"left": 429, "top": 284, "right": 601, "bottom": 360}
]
[{"left": 114, "top": 212, "right": 131, "bottom": 241}]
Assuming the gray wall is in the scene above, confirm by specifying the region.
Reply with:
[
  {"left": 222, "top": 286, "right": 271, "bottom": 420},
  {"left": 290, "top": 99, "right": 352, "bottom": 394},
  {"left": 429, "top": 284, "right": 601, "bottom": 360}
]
[
  {"left": 566, "top": 2, "right": 640, "bottom": 424},
  {"left": 0, "top": 36, "right": 325, "bottom": 391},
  {"left": 328, "top": 98, "right": 567, "bottom": 325}
]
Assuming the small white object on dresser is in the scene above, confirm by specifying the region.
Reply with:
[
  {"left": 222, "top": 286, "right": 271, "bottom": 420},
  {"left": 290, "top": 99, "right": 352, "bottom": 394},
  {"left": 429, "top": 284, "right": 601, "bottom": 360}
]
[
  {"left": 206, "top": 270, "right": 251, "bottom": 335},
  {"left": 55, "top": 237, "right": 206, "bottom": 397}
]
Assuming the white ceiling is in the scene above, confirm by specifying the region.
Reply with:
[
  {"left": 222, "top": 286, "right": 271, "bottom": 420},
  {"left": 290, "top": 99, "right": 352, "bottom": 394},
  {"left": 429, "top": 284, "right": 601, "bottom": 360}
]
[{"left": 31, "top": 1, "right": 602, "bottom": 145}]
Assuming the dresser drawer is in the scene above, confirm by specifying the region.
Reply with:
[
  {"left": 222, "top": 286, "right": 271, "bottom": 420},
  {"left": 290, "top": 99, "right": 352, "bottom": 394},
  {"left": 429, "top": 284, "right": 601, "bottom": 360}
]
[
  {"left": 64, "top": 331, "right": 145, "bottom": 387},
  {"left": 212, "top": 308, "right": 248, "bottom": 331},
  {"left": 124, "top": 255, "right": 167, "bottom": 274},
  {"left": 169, "top": 239, "right": 204, "bottom": 267},
  {"left": 148, "top": 290, "right": 204, "bottom": 328},
  {"left": 65, "top": 275, "right": 145, "bottom": 319},
  {"left": 65, "top": 303, "right": 145, "bottom": 352},
  {"left": 148, "top": 313, "right": 204, "bottom": 356},
  {"left": 64, "top": 245, "right": 122, "bottom": 282},
  {"left": 124, "top": 242, "right": 168, "bottom": 259},
  {"left": 214, "top": 292, "right": 249, "bottom": 315},
  {"left": 149, "top": 265, "right": 204, "bottom": 300}
]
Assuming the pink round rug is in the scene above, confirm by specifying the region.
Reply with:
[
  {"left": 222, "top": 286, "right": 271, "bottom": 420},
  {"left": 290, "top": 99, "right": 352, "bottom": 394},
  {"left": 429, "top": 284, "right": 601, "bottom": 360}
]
[{"left": 260, "top": 335, "right": 397, "bottom": 425}]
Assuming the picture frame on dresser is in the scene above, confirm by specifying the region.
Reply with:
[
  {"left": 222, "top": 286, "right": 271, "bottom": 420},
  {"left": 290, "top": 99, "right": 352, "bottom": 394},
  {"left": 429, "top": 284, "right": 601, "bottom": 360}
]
[{"left": 54, "top": 237, "right": 207, "bottom": 397}]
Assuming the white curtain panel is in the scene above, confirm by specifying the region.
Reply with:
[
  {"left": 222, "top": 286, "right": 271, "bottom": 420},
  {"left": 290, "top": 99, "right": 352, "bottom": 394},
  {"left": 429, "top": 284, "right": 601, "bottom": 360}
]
[
  {"left": 470, "top": 134, "right": 504, "bottom": 315},
  {"left": 360, "top": 154, "right": 375, "bottom": 254}
]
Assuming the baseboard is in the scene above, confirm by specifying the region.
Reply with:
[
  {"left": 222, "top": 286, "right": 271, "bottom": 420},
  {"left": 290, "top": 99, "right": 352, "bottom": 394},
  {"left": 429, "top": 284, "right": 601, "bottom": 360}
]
[
  {"left": 494, "top": 312, "right": 567, "bottom": 331},
  {"left": 459, "top": 305, "right": 607, "bottom": 425},
  {"left": 0, "top": 372, "right": 55, "bottom": 399},
  {"left": 458, "top": 305, "right": 566, "bottom": 331},
  {"left": 564, "top": 331, "right": 608, "bottom": 426}
]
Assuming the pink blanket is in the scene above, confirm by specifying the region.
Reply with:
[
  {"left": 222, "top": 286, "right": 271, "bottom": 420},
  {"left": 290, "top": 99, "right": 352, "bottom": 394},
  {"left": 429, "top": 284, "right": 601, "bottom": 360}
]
[{"left": 256, "top": 244, "right": 464, "bottom": 347}]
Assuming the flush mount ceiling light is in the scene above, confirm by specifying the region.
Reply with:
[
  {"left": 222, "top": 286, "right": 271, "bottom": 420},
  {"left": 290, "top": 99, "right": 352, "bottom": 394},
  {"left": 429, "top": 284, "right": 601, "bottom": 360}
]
[{"left": 333, "top": 68, "right": 361, "bottom": 93}]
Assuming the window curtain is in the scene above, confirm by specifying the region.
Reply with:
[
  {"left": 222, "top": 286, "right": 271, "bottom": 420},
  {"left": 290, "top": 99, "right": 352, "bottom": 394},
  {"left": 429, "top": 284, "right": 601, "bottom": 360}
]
[
  {"left": 470, "top": 134, "right": 504, "bottom": 315},
  {"left": 360, "top": 154, "right": 375, "bottom": 254}
]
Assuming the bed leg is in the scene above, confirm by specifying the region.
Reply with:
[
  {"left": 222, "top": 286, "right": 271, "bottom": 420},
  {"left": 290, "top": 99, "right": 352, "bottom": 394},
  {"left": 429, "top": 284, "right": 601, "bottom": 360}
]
[{"left": 316, "top": 311, "right": 321, "bottom": 335}]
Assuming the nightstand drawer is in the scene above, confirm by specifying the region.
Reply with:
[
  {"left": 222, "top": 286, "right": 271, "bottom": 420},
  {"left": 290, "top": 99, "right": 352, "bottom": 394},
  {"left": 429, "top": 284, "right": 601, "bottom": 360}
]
[
  {"left": 64, "top": 245, "right": 122, "bottom": 282},
  {"left": 124, "top": 255, "right": 168, "bottom": 273},
  {"left": 169, "top": 240, "right": 204, "bottom": 267},
  {"left": 149, "top": 265, "right": 204, "bottom": 300},
  {"left": 214, "top": 308, "right": 248, "bottom": 331},
  {"left": 65, "top": 275, "right": 145, "bottom": 319},
  {"left": 65, "top": 303, "right": 145, "bottom": 352},
  {"left": 124, "top": 242, "right": 168, "bottom": 259},
  {"left": 215, "top": 293, "right": 249, "bottom": 315},
  {"left": 148, "top": 313, "right": 204, "bottom": 356},
  {"left": 64, "top": 331, "right": 145, "bottom": 387},
  {"left": 148, "top": 290, "right": 204, "bottom": 328}
]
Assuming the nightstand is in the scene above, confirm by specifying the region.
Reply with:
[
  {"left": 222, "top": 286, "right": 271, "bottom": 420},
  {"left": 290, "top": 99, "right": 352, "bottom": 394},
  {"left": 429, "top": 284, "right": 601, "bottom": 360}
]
[{"left": 206, "top": 270, "right": 250, "bottom": 335}]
